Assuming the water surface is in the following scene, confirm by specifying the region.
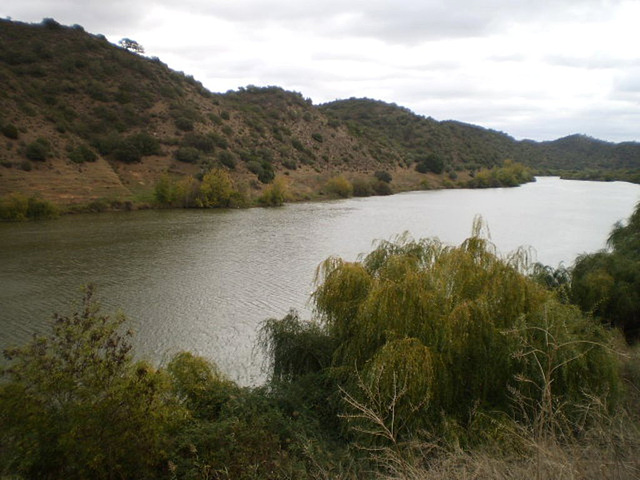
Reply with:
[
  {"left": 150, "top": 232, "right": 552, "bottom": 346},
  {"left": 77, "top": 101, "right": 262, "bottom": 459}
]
[{"left": 1, "top": 177, "right": 638, "bottom": 384}]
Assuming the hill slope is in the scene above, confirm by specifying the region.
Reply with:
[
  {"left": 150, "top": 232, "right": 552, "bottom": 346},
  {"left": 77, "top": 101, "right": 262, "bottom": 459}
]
[{"left": 1, "top": 18, "right": 639, "bottom": 210}]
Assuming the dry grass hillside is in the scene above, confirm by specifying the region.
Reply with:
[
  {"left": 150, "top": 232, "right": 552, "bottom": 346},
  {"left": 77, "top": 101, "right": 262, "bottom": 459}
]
[{"left": 1, "top": 18, "right": 638, "bottom": 212}]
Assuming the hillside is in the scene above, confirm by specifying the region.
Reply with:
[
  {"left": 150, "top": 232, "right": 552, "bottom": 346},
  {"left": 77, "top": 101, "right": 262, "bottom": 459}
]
[{"left": 0, "top": 18, "right": 639, "bottom": 212}]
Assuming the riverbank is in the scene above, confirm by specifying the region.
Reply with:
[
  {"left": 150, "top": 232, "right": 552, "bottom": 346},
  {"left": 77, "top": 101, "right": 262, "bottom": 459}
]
[{"left": 0, "top": 160, "right": 535, "bottom": 221}]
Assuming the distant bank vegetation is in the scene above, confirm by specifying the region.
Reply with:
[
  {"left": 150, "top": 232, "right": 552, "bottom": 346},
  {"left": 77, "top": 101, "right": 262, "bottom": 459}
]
[
  {"left": 2, "top": 209, "right": 640, "bottom": 479},
  {"left": 0, "top": 18, "right": 637, "bottom": 215}
]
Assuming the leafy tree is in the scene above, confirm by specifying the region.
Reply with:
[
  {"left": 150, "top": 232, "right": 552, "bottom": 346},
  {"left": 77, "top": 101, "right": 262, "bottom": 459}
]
[
  {"left": 1, "top": 123, "right": 19, "bottom": 139},
  {"left": 0, "top": 285, "right": 181, "bottom": 479},
  {"left": 197, "top": 168, "right": 234, "bottom": 207},
  {"left": 259, "top": 176, "right": 289, "bottom": 207},
  {"left": 374, "top": 170, "right": 392, "bottom": 183},
  {"left": 118, "top": 38, "right": 145, "bottom": 54},
  {"left": 25, "top": 138, "right": 51, "bottom": 161},
  {"left": 571, "top": 202, "right": 640, "bottom": 341},
  {"left": 262, "top": 223, "right": 621, "bottom": 445},
  {"left": 325, "top": 175, "right": 353, "bottom": 198},
  {"left": 415, "top": 153, "right": 444, "bottom": 174},
  {"left": 0, "top": 193, "right": 58, "bottom": 221}
]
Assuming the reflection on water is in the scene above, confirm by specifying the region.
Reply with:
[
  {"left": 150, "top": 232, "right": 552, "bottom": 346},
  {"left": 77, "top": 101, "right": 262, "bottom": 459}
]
[{"left": 1, "top": 177, "right": 639, "bottom": 384}]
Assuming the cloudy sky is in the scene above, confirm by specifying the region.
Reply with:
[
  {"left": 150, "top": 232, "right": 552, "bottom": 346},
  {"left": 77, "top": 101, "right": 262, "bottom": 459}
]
[{"left": 3, "top": 0, "right": 640, "bottom": 142}]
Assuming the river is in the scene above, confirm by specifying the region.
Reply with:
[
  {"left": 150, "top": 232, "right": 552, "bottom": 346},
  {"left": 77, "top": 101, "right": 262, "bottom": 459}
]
[{"left": 1, "top": 177, "right": 639, "bottom": 384}]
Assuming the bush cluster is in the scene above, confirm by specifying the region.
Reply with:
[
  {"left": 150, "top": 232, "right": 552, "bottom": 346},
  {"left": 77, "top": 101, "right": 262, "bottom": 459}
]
[{"left": 0, "top": 193, "right": 58, "bottom": 221}]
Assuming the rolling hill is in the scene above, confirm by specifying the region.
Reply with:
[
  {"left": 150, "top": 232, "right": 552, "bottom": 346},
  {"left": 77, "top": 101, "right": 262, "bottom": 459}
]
[{"left": 1, "top": 18, "right": 639, "bottom": 212}]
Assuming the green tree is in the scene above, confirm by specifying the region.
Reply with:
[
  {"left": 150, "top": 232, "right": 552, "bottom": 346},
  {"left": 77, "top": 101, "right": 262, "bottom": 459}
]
[
  {"left": 118, "top": 38, "right": 145, "bottom": 54},
  {"left": 259, "top": 176, "right": 289, "bottom": 206},
  {"left": 197, "top": 168, "right": 234, "bottom": 208},
  {"left": 325, "top": 175, "right": 353, "bottom": 198},
  {"left": 263, "top": 223, "right": 621, "bottom": 445},
  {"left": 0, "top": 285, "right": 181, "bottom": 479},
  {"left": 571, "top": 202, "right": 640, "bottom": 341}
]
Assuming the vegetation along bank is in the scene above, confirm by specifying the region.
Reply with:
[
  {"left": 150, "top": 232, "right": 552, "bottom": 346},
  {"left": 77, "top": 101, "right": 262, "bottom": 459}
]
[
  {"left": 3, "top": 19, "right": 640, "bottom": 220},
  {"left": 2, "top": 206, "right": 640, "bottom": 478}
]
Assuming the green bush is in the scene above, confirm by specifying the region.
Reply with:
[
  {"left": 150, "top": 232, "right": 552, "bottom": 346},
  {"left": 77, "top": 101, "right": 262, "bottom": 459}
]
[
  {"left": 324, "top": 175, "right": 353, "bottom": 198},
  {"left": 571, "top": 202, "right": 640, "bottom": 341},
  {"left": 282, "top": 159, "right": 297, "bottom": 170},
  {"left": 0, "top": 193, "right": 57, "bottom": 221},
  {"left": 352, "top": 178, "right": 374, "bottom": 197},
  {"left": 374, "top": 170, "right": 392, "bottom": 183},
  {"left": 294, "top": 224, "right": 622, "bottom": 444},
  {"left": 25, "top": 138, "right": 50, "bottom": 161},
  {"left": 311, "top": 132, "right": 324, "bottom": 143},
  {"left": 291, "top": 138, "right": 305, "bottom": 151},
  {"left": 181, "top": 132, "right": 215, "bottom": 153},
  {"left": 0, "top": 286, "right": 182, "bottom": 478},
  {"left": 174, "top": 116, "right": 194, "bottom": 131},
  {"left": 372, "top": 180, "right": 392, "bottom": 196},
  {"left": 247, "top": 159, "right": 275, "bottom": 184},
  {"left": 415, "top": 153, "right": 444, "bottom": 174},
  {"left": 258, "top": 177, "right": 289, "bottom": 207},
  {"left": 1, "top": 123, "right": 19, "bottom": 139},
  {"left": 68, "top": 144, "right": 98, "bottom": 163},
  {"left": 218, "top": 150, "right": 236, "bottom": 169},
  {"left": 174, "top": 146, "right": 201, "bottom": 163}
]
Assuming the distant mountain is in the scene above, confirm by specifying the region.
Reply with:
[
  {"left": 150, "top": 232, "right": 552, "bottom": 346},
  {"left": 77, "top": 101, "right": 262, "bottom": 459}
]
[{"left": 0, "top": 18, "right": 638, "bottom": 209}]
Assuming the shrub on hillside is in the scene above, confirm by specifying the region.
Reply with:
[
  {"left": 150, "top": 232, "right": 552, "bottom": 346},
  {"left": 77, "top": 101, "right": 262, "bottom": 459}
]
[
  {"left": 218, "top": 151, "right": 236, "bottom": 169},
  {"left": 1, "top": 123, "right": 19, "bottom": 140},
  {"left": 174, "top": 146, "right": 201, "bottom": 164},
  {"left": 325, "top": 175, "right": 353, "bottom": 198},
  {"left": 0, "top": 194, "right": 58, "bottom": 221},
  {"left": 68, "top": 144, "right": 97, "bottom": 163},
  {"left": 25, "top": 138, "right": 51, "bottom": 161}
]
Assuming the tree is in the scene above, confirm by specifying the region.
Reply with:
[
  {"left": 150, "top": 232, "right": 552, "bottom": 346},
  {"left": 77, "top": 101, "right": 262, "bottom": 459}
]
[
  {"left": 571, "top": 202, "right": 640, "bottom": 341},
  {"left": 197, "top": 168, "right": 234, "bottom": 208},
  {"left": 118, "top": 38, "right": 145, "bottom": 54},
  {"left": 0, "top": 285, "right": 181, "bottom": 479},
  {"left": 303, "top": 223, "right": 620, "bottom": 443}
]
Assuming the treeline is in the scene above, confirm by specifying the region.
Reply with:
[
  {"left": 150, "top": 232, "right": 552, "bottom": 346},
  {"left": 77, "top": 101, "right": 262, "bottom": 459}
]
[
  {"left": 2, "top": 212, "right": 640, "bottom": 478},
  {"left": 0, "top": 193, "right": 58, "bottom": 221},
  {"left": 465, "top": 159, "right": 535, "bottom": 188}
]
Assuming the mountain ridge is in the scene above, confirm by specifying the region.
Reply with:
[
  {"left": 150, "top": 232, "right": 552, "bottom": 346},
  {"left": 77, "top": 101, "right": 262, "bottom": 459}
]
[{"left": 1, "top": 18, "right": 638, "bottom": 209}]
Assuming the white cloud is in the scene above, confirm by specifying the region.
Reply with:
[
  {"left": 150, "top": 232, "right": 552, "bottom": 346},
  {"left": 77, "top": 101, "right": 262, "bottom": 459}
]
[{"left": 3, "top": 0, "right": 640, "bottom": 142}]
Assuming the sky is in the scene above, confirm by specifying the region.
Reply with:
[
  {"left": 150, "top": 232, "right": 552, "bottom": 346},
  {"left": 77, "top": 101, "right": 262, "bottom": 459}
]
[{"left": 3, "top": 0, "right": 640, "bottom": 143}]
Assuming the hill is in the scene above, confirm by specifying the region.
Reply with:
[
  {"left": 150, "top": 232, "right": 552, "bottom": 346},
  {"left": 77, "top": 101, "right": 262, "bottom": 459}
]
[{"left": 0, "top": 18, "right": 639, "bottom": 212}]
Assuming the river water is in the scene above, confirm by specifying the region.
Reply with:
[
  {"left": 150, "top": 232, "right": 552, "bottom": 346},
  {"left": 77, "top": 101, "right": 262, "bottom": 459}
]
[{"left": 1, "top": 177, "right": 639, "bottom": 384}]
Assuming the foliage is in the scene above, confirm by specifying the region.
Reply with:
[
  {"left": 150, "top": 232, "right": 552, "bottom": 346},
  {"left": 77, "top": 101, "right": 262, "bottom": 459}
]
[
  {"left": 325, "top": 175, "right": 353, "bottom": 198},
  {"left": 247, "top": 159, "right": 275, "bottom": 184},
  {"left": 415, "top": 154, "right": 444, "bottom": 174},
  {"left": 0, "top": 285, "right": 181, "bottom": 479},
  {"left": 306, "top": 225, "right": 621, "bottom": 443},
  {"left": 25, "top": 137, "right": 51, "bottom": 161},
  {"left": 95, "top": 132, "right": 160, "bottom": 163},
  {"left": 260, "top": 311, "right": 335, "bottom": 381},
  {"left": 196, "top": 168, "right": 235, "bottom": 208},
  {"left": 68, "top": 143, "right": 98, "bottom": 163},
  {"left": 0, "top": 193, "right": 58, "bottom": 221},
  {"left": 218, "top": 150, "right": 236, "bottom": 169},
  {"left": 259, "top": 176, "right": 289, "bottom": 207},
  {"left": 571, "top": 202, "right": 640, "bottom": 341},
  {"left": 372, "top": 180, "right": 393, "bottom": 196},
  {"left": 1, "top": 123, "right": 19, "bottom": 139},
  {"left": 374, "top": 170, "right": 392, "bottom": 183},
  {"left": 352, "top": 178, "right": 375, "bottom": 197},
  {"left": 118, "top": 38, "right": 145, "bottom": 54},
  {"left": 175, "top": 146, "right": 201, "bottom": 163},
  {"left": 467, "top": 160, "right": 534, "bottom": 188}
]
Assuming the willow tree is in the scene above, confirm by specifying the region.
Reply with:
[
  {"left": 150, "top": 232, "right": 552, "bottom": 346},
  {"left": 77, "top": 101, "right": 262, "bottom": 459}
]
[
  {"left": 571, "top": 202, "right": 640, "bottom": 341},
  {"left": 305, "top": 222, "right": 621, "bottom": 442}
]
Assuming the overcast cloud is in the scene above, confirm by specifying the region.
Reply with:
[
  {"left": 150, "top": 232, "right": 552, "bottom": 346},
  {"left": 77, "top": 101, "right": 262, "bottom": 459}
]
[{"left": 2, "top": 0, "right": 639, "bottom": 142}]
